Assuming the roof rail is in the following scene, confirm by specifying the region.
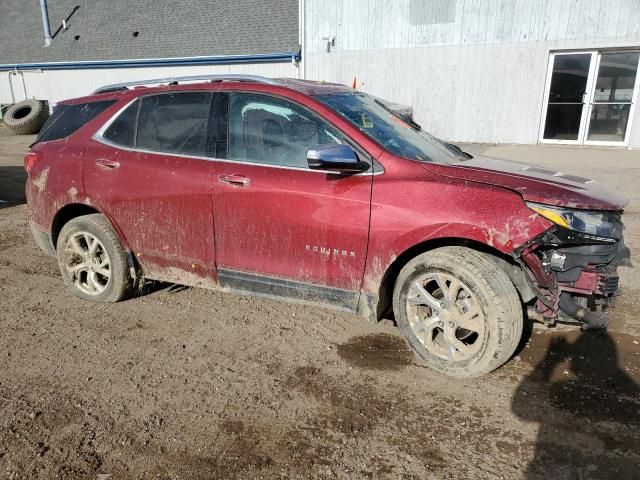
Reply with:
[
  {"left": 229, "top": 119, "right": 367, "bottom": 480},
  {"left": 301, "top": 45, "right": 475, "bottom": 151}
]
[{"left": 92, "top": 74, "right": 281, "bottom": 94}]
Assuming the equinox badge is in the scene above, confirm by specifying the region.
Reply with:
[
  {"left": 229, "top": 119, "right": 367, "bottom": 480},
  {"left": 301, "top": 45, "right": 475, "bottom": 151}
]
[{"left": 306, "top": 245, "right": 356, "bottom": 258}]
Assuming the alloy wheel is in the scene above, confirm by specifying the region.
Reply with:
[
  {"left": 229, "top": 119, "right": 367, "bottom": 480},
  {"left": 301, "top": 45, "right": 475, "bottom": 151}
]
[
  {"left": 405, "top": 272, "right": 486, "bottom": 362},
  {"left": 62, "top": 232, "right": 111, "bottom": 295}
]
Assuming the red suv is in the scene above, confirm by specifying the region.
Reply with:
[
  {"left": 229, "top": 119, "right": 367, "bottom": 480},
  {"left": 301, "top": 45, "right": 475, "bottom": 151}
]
[{"left": 25, "top": 74, "right": 629, "bottom": 377}]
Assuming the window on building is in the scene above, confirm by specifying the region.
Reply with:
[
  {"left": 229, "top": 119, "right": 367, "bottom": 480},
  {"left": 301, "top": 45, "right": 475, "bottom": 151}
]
[
  {"left": 102, "top": 99, "right": 139, "bottom": 148},
  {"left": 136, "top": 92, "right": 212, "bottom": 157},
  {"left": 228, "top": 93, "right": 345, "bottom": 168},
  {"left": 36, "top": 100, "right": 116, "bottom": 143}
]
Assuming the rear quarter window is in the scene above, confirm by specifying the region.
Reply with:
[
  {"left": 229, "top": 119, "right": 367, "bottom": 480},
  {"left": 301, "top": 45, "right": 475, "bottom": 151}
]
[
  {"left": 102, "top": 99, "right": 140, "bottom": 148},
  {"left": 36, "top": 100, "right": 116, "bottom": 143}
]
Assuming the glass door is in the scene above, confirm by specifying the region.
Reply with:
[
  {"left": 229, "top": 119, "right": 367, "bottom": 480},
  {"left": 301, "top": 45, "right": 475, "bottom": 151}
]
[
  {"left": 541, "top": 50, "right": 640, "bottom": 146},
  {"left": 540, "top": 52, "right": 596, "bottom": 144},
  {"left": 584, "top": 51, "right": 640, "bottom": 145}
]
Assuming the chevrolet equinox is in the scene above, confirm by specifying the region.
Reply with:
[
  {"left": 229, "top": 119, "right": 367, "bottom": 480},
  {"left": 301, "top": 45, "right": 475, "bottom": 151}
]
[{"left": 25, "top": 75, "right": 630, "bottom": 377}]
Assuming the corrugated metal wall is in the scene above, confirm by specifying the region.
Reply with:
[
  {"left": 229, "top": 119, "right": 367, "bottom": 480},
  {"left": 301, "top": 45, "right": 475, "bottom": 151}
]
[
  {"left": 0, "top": 62, "right": 298, "bottom": 107},
  {"left": 302, "top": 0, "right": 640, "bottom": 146}
]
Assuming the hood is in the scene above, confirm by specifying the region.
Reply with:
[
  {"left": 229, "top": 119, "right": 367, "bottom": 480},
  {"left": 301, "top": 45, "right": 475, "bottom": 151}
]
[{"left": 421, "top": 156, "right": 628, "bottom": 211}]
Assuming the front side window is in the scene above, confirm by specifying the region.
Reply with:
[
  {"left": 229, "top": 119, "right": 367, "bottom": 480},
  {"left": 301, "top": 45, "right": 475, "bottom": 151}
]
[
  {"left": 136, "top": 92, "right": 212, "bottom": 157},
  {"left": 228, "top": 93, "right": 345, "bottom": 168},
  {"left": 315, "top": 92, "right": 467, "bottom": 164}
]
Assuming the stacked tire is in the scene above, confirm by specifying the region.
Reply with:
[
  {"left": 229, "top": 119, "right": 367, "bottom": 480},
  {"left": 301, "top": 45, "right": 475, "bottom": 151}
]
[{"left": 3, "top": 100, "right": 49, "bottom": 135}]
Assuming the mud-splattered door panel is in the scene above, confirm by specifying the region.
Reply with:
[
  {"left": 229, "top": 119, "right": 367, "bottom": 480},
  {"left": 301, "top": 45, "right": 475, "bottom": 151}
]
[
  {"left": 211, "top": 161, "right": 371, "bottom": 294},
  {"left": 83, "top": 140, "right": 215, "bottom": 285}
]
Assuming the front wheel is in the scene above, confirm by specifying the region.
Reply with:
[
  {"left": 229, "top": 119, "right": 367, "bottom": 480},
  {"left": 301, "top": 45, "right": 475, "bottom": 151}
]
[
  {"left": 56, "top": 214, "right": 134, "bottom": 303},
  {"left": 392, "top": 247, "right": 523, "bottom": 378}
]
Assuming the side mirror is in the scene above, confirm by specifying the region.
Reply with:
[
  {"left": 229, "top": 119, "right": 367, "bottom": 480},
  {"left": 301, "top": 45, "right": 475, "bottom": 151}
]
[{"left": 307, "top": 144, "right": 369, "bottom": 173}]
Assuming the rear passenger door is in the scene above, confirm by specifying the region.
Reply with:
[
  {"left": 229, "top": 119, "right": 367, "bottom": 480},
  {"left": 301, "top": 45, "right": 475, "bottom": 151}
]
[{"left": 84, "top": 91, "right": 217, "bottom": 286}]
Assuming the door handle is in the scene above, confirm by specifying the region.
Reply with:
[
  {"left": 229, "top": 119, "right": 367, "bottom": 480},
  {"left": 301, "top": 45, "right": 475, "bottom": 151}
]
[
  {"left": 95, "top": 158, "right": 120, "bottom": 169},
  {"left": 218, "top": 174, "right": 251, "bottom": 187}
]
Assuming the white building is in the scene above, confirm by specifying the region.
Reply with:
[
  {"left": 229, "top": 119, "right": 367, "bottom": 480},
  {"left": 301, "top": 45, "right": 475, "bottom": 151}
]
[{"left": 301, "top": 0, "right": 640, "bottom": 148}]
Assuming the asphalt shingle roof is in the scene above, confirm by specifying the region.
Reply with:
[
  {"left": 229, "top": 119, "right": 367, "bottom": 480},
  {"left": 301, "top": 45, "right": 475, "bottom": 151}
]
[{"left": 0, "top": 0, "right": 299, "bottom": 65}]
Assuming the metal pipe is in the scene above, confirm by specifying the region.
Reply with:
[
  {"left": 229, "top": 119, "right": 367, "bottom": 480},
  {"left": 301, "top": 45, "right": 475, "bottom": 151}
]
[
  {"left": 0, "top": 51, "right": 299, "bottom": 71},
  {"left": 20, "top": 71, "right": 28, "bottom": 100},
  {"left": 8, "top": 72, "right": 16, "bottom": 104},
  {"left": 39, "top": 0, "right": 53, "bottom": 47}
]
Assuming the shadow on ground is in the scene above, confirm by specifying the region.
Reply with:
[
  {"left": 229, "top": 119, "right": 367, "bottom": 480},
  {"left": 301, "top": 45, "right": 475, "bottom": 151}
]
[
  {"left": 513, "top": 330, "right": 640, "bottom": 479},
  {"left": 0, "top": 166, "right": 26, "bottom": 208}
]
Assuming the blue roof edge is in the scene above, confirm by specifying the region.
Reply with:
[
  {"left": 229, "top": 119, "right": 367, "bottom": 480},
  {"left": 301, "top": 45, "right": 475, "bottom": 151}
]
[{"left": 0, "top": 51, "right": 301, "bottom": 71}]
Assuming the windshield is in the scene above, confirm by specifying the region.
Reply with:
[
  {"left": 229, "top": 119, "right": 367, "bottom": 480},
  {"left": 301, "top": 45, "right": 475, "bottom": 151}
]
[{"left": 315, "top": 91, "right": 467, "bottom": 164}]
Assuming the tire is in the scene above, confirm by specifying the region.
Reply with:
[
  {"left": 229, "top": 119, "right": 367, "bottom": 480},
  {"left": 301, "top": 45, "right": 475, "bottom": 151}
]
[
  {"left": 3, "top": 99, "right": 49, "bottom": 135},
  {"left": 56, "top": 214, "right": 134, "bottom": 303},
  {"left": 392, "top": 247, "right": 523, "bottom": 378}
]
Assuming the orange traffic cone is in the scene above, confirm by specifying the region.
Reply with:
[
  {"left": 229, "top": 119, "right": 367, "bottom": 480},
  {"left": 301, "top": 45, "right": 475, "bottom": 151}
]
[{"left": 352, "top": 76, "right": 357, "bottom": 89}]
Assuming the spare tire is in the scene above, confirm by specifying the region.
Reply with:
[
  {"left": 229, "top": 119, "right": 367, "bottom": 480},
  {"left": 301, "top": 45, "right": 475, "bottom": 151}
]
[{"left": 3, "top": 99, "right": 49, "bottom": 135}]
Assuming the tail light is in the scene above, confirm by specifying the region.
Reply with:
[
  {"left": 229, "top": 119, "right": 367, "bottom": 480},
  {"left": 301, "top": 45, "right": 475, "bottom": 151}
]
[{"left": 24, "top": 151, "right": 42, "bottom": 174}]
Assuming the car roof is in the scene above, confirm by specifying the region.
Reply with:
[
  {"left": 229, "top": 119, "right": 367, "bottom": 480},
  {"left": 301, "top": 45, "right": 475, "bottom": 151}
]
[{"left": 59, "top": 77, "right": 353, "bottom": 106}]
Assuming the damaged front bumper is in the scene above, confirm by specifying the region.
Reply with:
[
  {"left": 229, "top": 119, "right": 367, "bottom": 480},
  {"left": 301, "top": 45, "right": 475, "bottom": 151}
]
[{"left": 515, "top": 222, "right": 630, "bottom": 331}]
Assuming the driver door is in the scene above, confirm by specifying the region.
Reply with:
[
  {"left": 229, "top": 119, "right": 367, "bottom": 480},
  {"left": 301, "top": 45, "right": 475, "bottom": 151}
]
[{"left": 210, "top": 92, "right": 372, "bottom": 309}]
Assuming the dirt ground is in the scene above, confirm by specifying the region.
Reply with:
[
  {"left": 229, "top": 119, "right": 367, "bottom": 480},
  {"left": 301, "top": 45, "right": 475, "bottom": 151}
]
[{"left": 1, "top": 128, "right": 639, "bottom": 479}]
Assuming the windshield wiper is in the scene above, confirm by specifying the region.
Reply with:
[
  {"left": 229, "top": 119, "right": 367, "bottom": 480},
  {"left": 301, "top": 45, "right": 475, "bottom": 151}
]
[
  {"left": 444, "top": 142, "right": 473, "bottom": 160},
  {"left": 371, "top": 98, "right": 472, "bottom": 161},
  {"left": 373, "top": 99, "right": 422, "bottom": 131}
]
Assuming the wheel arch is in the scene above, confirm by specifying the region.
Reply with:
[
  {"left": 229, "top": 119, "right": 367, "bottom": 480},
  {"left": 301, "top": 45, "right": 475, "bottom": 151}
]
[
  {"left": 51, "top": 203, "right": 131, "bottom": 252},
  {"left": 372, "top": 237, "right": 535, "bottom": 322}
]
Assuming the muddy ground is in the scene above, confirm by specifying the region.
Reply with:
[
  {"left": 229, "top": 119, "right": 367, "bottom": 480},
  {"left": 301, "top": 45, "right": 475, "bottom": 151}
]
[{"left": 0, "top": 129, "right": 639, "bottom": 479}]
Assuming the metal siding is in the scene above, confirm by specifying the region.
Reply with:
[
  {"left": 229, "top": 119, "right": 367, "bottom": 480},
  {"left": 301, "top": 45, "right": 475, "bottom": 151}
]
[{"left": 303, "top": 0, "right": 640, "bottom": 145}]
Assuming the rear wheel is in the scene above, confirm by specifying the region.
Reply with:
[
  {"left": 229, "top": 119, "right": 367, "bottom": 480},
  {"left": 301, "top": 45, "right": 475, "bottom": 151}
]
[
  {"left": 392, "top": 247, "right": 522, "bottom": 377},
  {"left": 56, "top": 214, "right": 134, "bottom": 302}
]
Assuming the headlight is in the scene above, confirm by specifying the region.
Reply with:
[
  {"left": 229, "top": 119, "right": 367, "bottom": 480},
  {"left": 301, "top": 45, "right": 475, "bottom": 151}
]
[{"left": 527, "top": 202, "right": 622, "bottom": 241}]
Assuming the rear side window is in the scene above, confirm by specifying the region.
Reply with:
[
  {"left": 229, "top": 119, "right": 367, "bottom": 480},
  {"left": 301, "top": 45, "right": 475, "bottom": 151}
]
[
  {"left": 136, "top": 92, "right": 212, "bottom": 157},
  {"left": 36, "top": 100, "right": 116, "bottom": 143},
  {"left": 103, "top": 99, "right": 139, "bottom": 148}
]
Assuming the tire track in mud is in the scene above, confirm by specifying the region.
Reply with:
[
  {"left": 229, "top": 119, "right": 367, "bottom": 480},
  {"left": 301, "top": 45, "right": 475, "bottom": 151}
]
[
  {"left": 281, "top": 362, "right": 533, "bottom": 479},
  {"left": 0, "top": 325, "right": 529, "bottom": 480},
  {"left": 0, "top": 260, "right": 60, "bottom": 278}
]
